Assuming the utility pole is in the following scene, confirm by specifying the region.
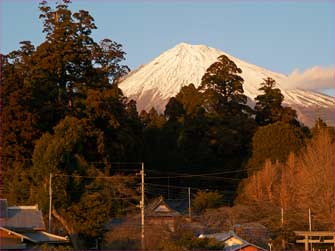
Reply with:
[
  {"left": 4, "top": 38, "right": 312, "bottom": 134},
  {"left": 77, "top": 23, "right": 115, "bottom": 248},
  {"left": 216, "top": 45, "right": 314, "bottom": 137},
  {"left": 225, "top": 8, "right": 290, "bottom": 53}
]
[
  {"left": 167, "top": 176, "right": 170, "bottom": 200},
  {"left": 48, "top": 173, "right": 53, "bottom": 233},
  {"left": 188, "top": 187, "right": 192, "bottom": 221},
  {"left": 309, "top": 208, "right": 312, "bottom": 231},
  {"left": 308, "top": 208, "right": 313, "bottom": 250},
  {"left": 141, "top": 162, "right": 145, "bottom": 250},
  {"left": 281, "top": 208, "right": 285, "bottom": 250}
]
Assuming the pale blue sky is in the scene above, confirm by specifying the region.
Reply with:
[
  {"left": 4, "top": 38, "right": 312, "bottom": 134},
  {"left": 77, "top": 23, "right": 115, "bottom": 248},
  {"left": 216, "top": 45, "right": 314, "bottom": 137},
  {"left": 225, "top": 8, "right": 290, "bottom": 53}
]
[{"left": 1, "top": 0, "right": 334, "bottom": 95}]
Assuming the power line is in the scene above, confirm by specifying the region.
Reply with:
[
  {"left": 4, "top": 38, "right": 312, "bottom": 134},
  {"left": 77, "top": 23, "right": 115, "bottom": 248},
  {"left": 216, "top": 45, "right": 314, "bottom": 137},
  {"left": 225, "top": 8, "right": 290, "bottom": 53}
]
[
  {"left": 146, "top": 182, "right": 200, "bottom": 190},
  {"left": 1, "top": 156, "right": 143, "bottom": 165},
  {"left": 145, "top": 182, "right": 233, "bottom": 194},
  {"left": 146, "top": 174, "right": 243, "bottom": 180},
  {"left": 146, "top": 169, "right": 248, "bottom": 179},
  {"left": 54, "top": 173, "right": 138, "bottom": 179},
  {"left": 51, "top": 169, "right": 244, "bottom": 182}
]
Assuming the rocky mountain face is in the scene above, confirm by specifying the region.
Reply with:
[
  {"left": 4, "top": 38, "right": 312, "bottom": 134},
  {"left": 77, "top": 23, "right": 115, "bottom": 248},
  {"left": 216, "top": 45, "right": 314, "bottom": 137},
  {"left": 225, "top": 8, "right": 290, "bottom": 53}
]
[{"left": 119, "top": 43, "right": 334, "bottom": 127}]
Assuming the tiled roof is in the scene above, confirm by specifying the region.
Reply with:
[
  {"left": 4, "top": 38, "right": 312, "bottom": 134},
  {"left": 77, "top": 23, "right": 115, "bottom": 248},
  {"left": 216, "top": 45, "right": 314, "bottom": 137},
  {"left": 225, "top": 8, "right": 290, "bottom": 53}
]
[
  {"left": 199, "top": 231, "right": 268, "bottom": 251},
  {"left": 199, "top": 231, "right": 233, "bottom": 242},
  {"left": 1, "top": 227, "right": 69, "bottom": 244},
  {"left": 146, "top": 196, "right": 182, "bottom": 217},
  {"left": 0, "top": 205, "right": 45, "bottom": 230},
  {"left": 21, "top": 231, "right": 69, "bottom": 243},
  {"left": 165, "top": 198, "right": 189, "bottom": 214},
  {"left": 0, "top": 200, "right": 69, "bottom": 247}
]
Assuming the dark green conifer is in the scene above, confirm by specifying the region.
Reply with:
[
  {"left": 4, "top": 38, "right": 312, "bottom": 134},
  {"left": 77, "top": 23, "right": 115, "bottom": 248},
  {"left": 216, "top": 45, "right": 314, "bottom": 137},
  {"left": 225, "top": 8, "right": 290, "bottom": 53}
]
[
  {"left": 199, "top": 55, "right": 251, "bottom": 117},
  {"left": 164, "top": 97, "right": 185, "bottom": 121},
  {"left": 255, "top": 77, "right": 297, "bottom": 125}
]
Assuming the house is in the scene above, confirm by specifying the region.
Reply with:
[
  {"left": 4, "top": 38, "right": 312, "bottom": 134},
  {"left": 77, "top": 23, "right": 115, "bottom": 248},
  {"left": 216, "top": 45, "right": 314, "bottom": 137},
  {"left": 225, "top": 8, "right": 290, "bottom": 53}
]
[
  {"left": 0, "top": 199, "right": 69, "bottom": 249},
  {"left": 145, "top": 196, "right": 188, "bottom": 232},
  {"left": 199, "top": 230, "right": 268, "bottom": 251}
]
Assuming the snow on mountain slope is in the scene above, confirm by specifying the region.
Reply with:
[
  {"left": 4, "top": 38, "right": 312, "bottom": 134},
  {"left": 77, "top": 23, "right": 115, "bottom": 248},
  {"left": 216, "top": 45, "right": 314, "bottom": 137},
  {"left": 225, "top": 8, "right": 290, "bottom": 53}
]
[{"left": 119, "top": 43, "right": 334, "bottom": 126}]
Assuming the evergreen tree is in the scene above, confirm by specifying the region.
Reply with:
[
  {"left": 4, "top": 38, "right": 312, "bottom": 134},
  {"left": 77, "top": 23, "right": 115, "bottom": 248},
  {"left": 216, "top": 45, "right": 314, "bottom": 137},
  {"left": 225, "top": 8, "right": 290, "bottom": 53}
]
[
  {"left": 145, "top": 56, "right": 258, "bottom": 193},
  {"left": 197, "top": 55, "right": 256, "bottom": 175},
  {"left": 31, "top": 116, "right": 139, "bottom": 247},
  {"left": 1, "top": 42, "right": 39, "bottom": 203},
  {"left": 175, "top": 84, "right": 203, "bottom": 115},
  {"left": 177, "top": 107, "right": 214, "bottom": 167},
  {"left": 143, "top": 107, "right": 166, "bottom": 129},
  {"left": 246, "top": 121, "right": 307, "bottom": 174},
  {"left": 255, "top": 77, "right": 297, "bottom": 125},
  {"left": 141, "top": 108, "right": 167, "bottom": 167},
  {"left": 164, "top": 97, "right": 185, "bottom": 121},
  {"left": 33, "top": 0, "right": 129, "bottom": 125},
  {"left": 1, "top": 1, "right": 141, "bottom": 247},
  {"left": 1, "top": 0, "right": 132, "bottom": 202},
  {"left": 198, "top": 55, "right": 251, "bottom": 117},
  {"left": 192, "top": 190, "right": 224, "bottom": 213}
]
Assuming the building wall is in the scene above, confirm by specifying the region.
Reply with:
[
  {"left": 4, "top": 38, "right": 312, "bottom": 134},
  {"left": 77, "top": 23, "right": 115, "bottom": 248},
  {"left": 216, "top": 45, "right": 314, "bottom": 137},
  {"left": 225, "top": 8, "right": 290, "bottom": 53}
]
[
  {"left": 0, "top": 229, "right": 27, "bottom": 249},
  {"left": 226, "top": 236, "right": 244, "bottom": 246},
  {"left": 241, "top": 245, "right": 262, "bottom": 251},
  {"left": 147, "top": 217, "right": 177, "bottom": 232}
]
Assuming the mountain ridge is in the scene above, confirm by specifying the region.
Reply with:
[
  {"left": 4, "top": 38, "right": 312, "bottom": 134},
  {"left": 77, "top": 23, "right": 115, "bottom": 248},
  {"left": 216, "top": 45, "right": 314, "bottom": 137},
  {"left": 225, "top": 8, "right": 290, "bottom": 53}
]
[{"left": 119, "top": 43, "right": 334, "bottom": 126}]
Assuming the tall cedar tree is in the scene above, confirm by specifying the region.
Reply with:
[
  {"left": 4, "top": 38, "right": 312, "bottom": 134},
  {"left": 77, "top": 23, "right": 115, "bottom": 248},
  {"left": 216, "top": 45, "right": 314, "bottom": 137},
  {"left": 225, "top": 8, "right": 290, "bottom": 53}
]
[
  {"left": 197, "top": 55, "right": 256, "bottom": 168},
  {"left": 153, "top": 56, "right": 257, "bottom": 195},
  {"left": 255, "top": 77, "right": 298, "bottom": 126},
  {"left": 1, "top": 0, "right": 131, "bottom": 201},
  {"left": 1, "top": 42, "right": 39, "bottom": 202},
  {"left": 198, "top": 55, "right": 252, "bottom": 117},
  {"left": 2, "top": 1, "right": 141, "bottom": 247}
]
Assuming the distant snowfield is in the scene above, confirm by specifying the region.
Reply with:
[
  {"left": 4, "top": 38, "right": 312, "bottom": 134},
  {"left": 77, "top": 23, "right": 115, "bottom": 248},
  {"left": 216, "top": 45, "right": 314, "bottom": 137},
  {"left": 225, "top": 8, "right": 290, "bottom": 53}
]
[{"left": 119, "top": 43, "right": 334, "bottom": 127}]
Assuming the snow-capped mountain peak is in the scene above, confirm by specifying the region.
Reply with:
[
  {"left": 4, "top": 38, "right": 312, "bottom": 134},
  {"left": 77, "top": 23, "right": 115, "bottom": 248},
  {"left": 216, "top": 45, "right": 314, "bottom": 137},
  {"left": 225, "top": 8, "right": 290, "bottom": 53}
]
[{"left": 119, "top": 43, "right": 334, "bottom": 126}]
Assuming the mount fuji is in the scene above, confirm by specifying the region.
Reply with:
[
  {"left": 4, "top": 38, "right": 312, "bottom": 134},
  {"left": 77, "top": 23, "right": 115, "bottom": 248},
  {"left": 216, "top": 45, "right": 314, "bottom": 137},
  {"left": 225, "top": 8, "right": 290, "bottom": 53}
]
[{"left": 119, "top": 43, "right": 334, "bottom": 127}]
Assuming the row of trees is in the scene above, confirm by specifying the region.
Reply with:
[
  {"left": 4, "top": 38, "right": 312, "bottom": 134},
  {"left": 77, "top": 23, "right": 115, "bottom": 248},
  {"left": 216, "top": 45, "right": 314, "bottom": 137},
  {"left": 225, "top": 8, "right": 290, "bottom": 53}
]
[
  {"left": 198, "top": 127, "right": 333, "bottom": 250},
  {"left": 140, "top": 56, "right": 309, "bottom": 195},
  {"left": 237, "top": 128, "right": 334, "bottom": 231}
]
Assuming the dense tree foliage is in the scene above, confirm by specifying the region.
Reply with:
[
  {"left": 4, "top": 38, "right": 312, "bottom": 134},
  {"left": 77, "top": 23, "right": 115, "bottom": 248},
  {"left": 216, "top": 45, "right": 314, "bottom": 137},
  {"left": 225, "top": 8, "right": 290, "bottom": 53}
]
[
  {"left": 197, "top": 55, "right": 256, "bottom": 173},
  {"left": 246, "top": 121, "right": 308, "bottom": 174},
  {"left": 104, "top": 218, "right": 225, "bottom": 250},
  {"left": 199, "top": 55, "right": 252, "bottom": 117},
  {"left": 2, "top": 1, "right": 324, "bottom": 249},
  {"left": 1, "top": 1, "right": 140, "bottom": 248},
  {"left": 146, "top": 56, "right": 257, "bottom": 193},
  {"left": 255, "top": 77, "right": 298, "bottom": 126},
  {"left": 235, "top": 129, "right": 334, "bottom": 247},
  {"left": 175, "top": 84, "right": 203, "bottom": 115},
  {"left": 164, "top": 97, "right": 185, "bottom": 121},
  {"left": 192, "top": 190, "right": 224, "bottom": 213},
  {"left": 31, "top": 116, "right": 138, "bottom": 244},
  {"left": 1, "top": 42, "right": 39, "bottom": 203}
]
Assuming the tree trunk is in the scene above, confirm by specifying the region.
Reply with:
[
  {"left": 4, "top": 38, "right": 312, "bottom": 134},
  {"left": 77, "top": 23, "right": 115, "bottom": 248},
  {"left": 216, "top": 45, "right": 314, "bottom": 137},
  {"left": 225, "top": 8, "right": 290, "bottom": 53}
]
[{"left": 52, "top": 208, "right": 84, "bottom": 249}]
